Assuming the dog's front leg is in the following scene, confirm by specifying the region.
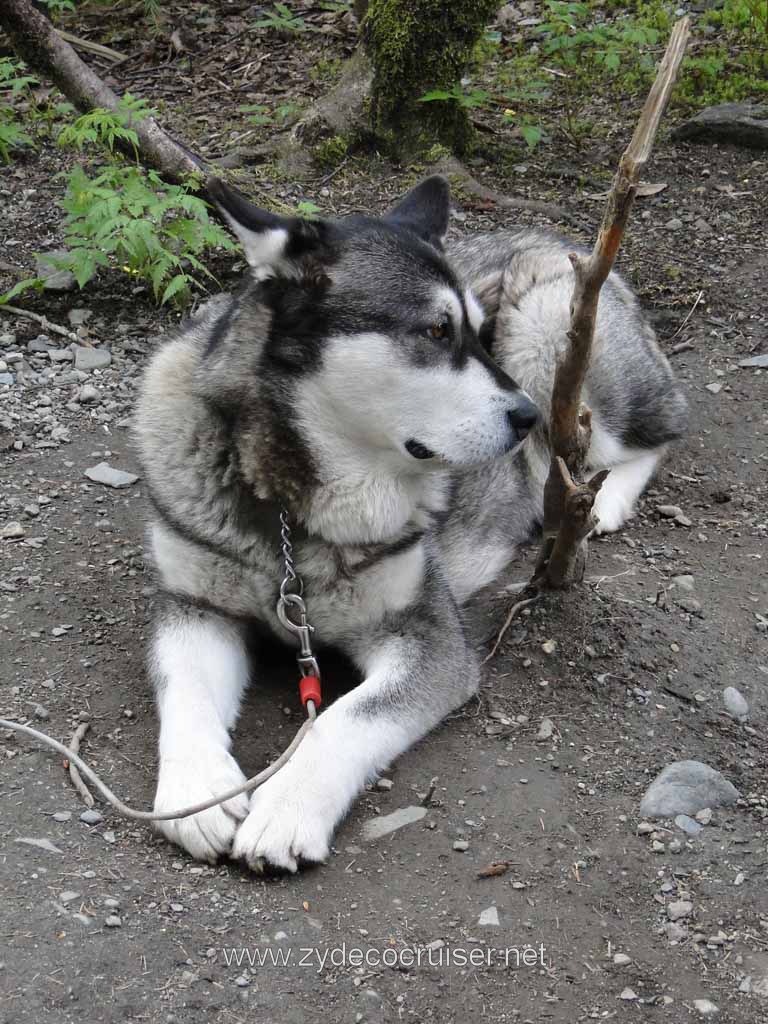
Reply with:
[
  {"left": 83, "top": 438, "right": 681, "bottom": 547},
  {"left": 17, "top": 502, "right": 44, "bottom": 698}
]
[
  {"left": 151, "top": 602, "right": 251, "bottom": 862},
  {"left": 233, "top": 599, "right": 477, "bottom": 872}
]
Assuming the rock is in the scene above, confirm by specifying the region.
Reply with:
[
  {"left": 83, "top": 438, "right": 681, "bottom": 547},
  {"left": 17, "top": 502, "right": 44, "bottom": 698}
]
[
  {"left": 723, "top": 686, "right": 748, "bottom": 721},
  {"left": 104, "top": 915, "right": 122, "bottom": 928},
  {"left": 657, "top": 504, "right": 682, "bottom": 518},
  {"left": 362, "top": 805, "right": 427, "bottom": 840},
  {"left": 0, "top": 372, "right": 14, "bottom": 386},
  {"left": 104, "top": 898, "right": 120, "bottom": 910},
  {"left": 68, "top": 308, "right": 92, "bottom": 327},
  {"left": 59, "top": 890, "right": 80, "bottom": 904},
  {"left": 674, "top": 814, "right": 703, "bottom": 835},
  {"left": 739, "top": 353, "right": 768, "bottom": 368},
  {"left": 693, "top": 998, "right": 719, "bottom": 1017},
  {"left": 664, "top": 922, "right": 688, "bottom": 942},
  {"left": 669, "top": 839, "right": 683, "bottom": 854},
  {"left": 620, "top": 987, "right": 638, "bottom": 1001},
  {"left": 478, "top": 906, "right": 500, "bottom": 926},
  {"left": 651, "top": 839, "right": 666, "bottom": 853},
  {"left": 48, "top": 348, "right": 74, "bottom": 363},
  {"left": 665, "top": 218, "right": 683, "bottom": 231},
  {"left": 672, "top": 102, "right": 768, "bottom": 149},
  {"left": 375, "top": 778, "right": 393, "bottom": 791},
  {"left": 52, "top": 811, "right": 72, "bottom": 822},
  {"left": 641, "top": 761, "right": 739, "bottom": 817},
  {"left": 27, "top": 335, "right": 53, "bottom": 353},
  {"left": 695, "top": 808, "right": 713, "bottom": 825},
  {"left": 637, "top": 821, "right": 655, "bottom": 835},
  {"left": 73, "top": 346, "right": 111, "bottom": 371},
  {"left": 77, "top": 384, "right": 100, "bottom": 404},
  {"left": 675, "top": 594, "right": 702, "bottom": 615},
  {"left": 672, "top": 574, "right": 695, "bottom": 591},
  {"left": 667, "top": 900, "right": 693, "bottom": 922},
  {"left": 84, "top": 462, "right": 139, "bottom": 489},
  {"left": 80, "top": 808, "right": 104, "bottom": 825},
  {"left": 613, "top": 953, "right": 632, "bottom": 966},
  {"left": 1, "top": 522, "right": 24, "bottom": 539},
  {"left": 36, "top": 250, "right": 76, "bottom": 291},
  {"left": 15, "top": 836, "right": 63, "bottom": 854},
  {"left": 453, "top": 840, "right": 469, "bottom": 852},
  {"left": 536, "top": 717, "right": 554, "bottom": 741},
  {"left": 541, "top": 639, "right": 556, "bottom": 654},
  {"left": 705, "top": 382, "right": 722, "bottom": 394}
]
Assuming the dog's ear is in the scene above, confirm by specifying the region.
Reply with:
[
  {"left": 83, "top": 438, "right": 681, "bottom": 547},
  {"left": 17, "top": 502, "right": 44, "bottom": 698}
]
[
  {"left": 207, "top": 177, "right": 326, "bottom": 277},
  {"left": 383, "top": 175, "right": 451, "bottom": 250}
]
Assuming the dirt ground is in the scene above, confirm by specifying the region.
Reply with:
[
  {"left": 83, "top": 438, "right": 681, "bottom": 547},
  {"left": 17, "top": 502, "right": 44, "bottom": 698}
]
[{"left": 1, "top": 4, "right": 768, "bottom": 1022}]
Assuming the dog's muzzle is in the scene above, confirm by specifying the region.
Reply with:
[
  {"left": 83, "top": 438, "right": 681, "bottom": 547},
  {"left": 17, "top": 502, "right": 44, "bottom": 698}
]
[{"left": 405, "top": 439, "right": 435, "bottom": 460}]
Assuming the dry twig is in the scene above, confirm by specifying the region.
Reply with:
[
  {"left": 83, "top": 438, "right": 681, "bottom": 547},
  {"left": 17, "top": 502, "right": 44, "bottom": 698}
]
[
  {"left": 65, "top": 721, "right": 95, "bottom": 808},
  {"left": 0, "top": 303, "right": 79, "bottom": 342}
]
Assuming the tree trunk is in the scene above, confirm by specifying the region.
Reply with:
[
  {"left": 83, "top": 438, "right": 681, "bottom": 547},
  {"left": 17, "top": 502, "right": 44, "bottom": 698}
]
[{"left": 363, "top": 0, "right": 500, "bottom": 158}]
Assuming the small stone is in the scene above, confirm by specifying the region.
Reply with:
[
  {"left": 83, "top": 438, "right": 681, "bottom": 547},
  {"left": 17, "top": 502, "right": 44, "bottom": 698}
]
[
  {"left": 667, "top": 900, "right": 693, "bottom": 922},
  {"left": 695, "top": 808, "right": 712, "bottom": 825},
  {"left": 620, "top": 987, "right": 638, "bottom": 1001},
  {"left": 705, "top": 382, "right": 722, "bottom": 394},
  {"left": 361, "top": 805, "right": 427, "bottom": 841},
  {"left": 541, "top": 639, "right": 556, "bottom": 654},
  {"left": 80, "top": 808, "right": 104, "bottom": 825},
  {"left": 669, "top": 839, "right": 683, "bottom": 854},
  {"left": 478, "top": 906, "right": 500, "bottom": 926},
  {"left": 723, "top": 686, "right": 748, "bottom": 721},
  {"left": 105, "top": 915, "right": 122, "bottom": 928},
  {"left": 1, "top": 521, "right": 24, "bottom": 539},
  {"left": 375, "top": 778, "right": 394, "bottom": 791},
  {"left": 48, "top": 348, "right": 73, "bottom": 363},
  {"left": 665, "top": 922, "right": 688, "bottom": 942},
  {"left": 672, "top": 574, "right": 695, "bottom": 590},
  {"left": 640, "top": 761, "right": 739, "bottom": 818},
  {"left": 453, "top": 840, "right": 469, "bottom": 852},
  {"left": 84, "top": 462, "right": 139, "bottom": 488},
  {"left": 73, "top": 346, "right": 111, "bottom": 371},
  {"left": 652, "top": 839, "right": 666, "bottom": 853},
  {"left": 104, "top": 898, "right": 120, "bottom": 910},
  {"left": 77, "top": 384, "right": 100, "bottom": 404},
  {"left": 657, "top": 504, "right": 682, "bottom": 518},
  {"left": 52, "top": 811, "right": 72, "bottom": 822},
  {"left": 59, "top": 890, "right": 80, "bottom": 904},
  {"left": 637, "top": 821, "right": 655, "bottom": 835},
  {"left": 739, "top": 353, "right": 768, "bottom": 368},
  {"left": 536, "top": 717, "right": 554, "bottom": 741},
  {"left": 665, "top": 218, "right": 683, "bottom": 230},
  {"left": 36, "top": 250, "right": 76, "bottom": 291},
  {"left": 613, "top": 953, "right": 632, "bottom": 966},
  {"left": 235, "top": 975, "right": 250, "bottom": 988},
  {"left": 674, "top": 814, "right": 703, "bottom": 835},
  {"left": 693, "top": 998, "right": 719, "bottom": 1017}
]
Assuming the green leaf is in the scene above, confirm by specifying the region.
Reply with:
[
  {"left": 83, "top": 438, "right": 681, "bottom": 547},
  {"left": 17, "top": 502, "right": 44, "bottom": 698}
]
[{"left": 161, "top": 273, "right": 190, "bottom": 305}]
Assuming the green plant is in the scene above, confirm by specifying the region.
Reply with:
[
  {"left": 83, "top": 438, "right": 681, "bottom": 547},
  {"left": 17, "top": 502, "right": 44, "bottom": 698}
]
[
  {"left": 37, "top": 0, "right": 76, "bottom": 18},
  {"left": 0, "top": 58, "right": 37, "bottom": 164},
  {"left": 418, "top": 83, "right": 490, "bottom": 109},
  {"left": 296, "top": 199, "right": 322, "bottom": 219},
  {"left": 254, "top": 3, "right": 310, "bottom": 34}
]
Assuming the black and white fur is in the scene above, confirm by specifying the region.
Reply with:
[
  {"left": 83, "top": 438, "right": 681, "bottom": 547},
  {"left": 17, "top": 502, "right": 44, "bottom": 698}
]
[{"left": 134, "top": 177, "right": 686, "bottom": 871}]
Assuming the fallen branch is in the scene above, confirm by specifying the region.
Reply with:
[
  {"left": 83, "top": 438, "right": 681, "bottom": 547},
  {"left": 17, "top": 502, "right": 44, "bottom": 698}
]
[
  {"left": 56, "top": 29, "right": 127, "bottom": 63},
  {"left": 65, "top": 721, "right": 95, "bottom": 808},
  {"left": 0, "top": 0, "right": 205, "bottom": 185},
  {"left": 0, "top": 303, "right": 79, "bottom": 342},
  {"left": 482, "top": 596, "right": 538, "bottom": 664},
  {"left": 534, "top": 16, "right": 690, "bottom": 590}
]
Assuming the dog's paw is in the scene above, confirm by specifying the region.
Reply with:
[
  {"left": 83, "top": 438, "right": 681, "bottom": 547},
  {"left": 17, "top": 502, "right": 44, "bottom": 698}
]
[
  {"left": 154, "top": 747, "right": 249, "bottom": 863},
  {"left": 592, "top": 488, "right": 634, "bottom": 535},
  {"left": 232, "top": 763, "right": 336, "bottom": 873}
]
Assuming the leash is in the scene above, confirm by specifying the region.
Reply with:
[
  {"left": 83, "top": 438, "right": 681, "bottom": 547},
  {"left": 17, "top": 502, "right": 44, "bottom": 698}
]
[{"left": 0, "top": 510, "right": 321, "bottom": 823}]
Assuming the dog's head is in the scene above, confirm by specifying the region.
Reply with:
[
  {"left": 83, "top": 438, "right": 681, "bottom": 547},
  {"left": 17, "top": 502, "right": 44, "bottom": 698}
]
[{"left": 207, "top": 176, "right": 538, "bottom": 470}]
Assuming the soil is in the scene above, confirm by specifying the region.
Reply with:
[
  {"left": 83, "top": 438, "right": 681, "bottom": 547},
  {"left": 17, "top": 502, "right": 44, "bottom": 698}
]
[{"left": 1, "top": 4, "right": 767, "bottom": 1023}]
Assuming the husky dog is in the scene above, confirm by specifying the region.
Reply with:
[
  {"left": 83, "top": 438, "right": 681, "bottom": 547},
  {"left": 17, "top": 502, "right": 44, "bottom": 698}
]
[{"left": 134, "top": 176, "right": 686, "bottom": 871}]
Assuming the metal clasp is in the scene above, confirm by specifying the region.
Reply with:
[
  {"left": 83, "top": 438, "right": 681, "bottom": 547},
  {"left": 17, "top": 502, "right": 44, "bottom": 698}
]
[{"left": 277, "top": 591, "right": 321, "bottom": 680}]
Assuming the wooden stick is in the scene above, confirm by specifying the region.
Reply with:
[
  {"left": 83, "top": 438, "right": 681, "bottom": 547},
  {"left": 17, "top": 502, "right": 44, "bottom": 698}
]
[
  {"left": 66, "top": 721, "right": 95, "bottom": 808},
  {"left": 0, "top": 303, "right": 79, "bottom": 342},
  {"left": 535, "top": 17, "right": 690, "bottom": 589},
  {"left": 56, "top": 30, "right": 127, "bottom": 63}
]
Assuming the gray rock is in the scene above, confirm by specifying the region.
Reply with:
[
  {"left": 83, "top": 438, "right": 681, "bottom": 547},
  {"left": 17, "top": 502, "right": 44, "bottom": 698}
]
[
  {"left": 667, "top": 900, "right": 693, "bottom": 922},
  {"left": 674, "top": 814, "right": 703, "bottom": 835},
  {"left": 67, "top": 308, "right": 92, "bottom": 327},
  {"left": 52, "top": 811, "right": 72, "bottom": 822},
  {"left": 657, "top": 504, "right": 682, "bottom": 518},
  {"left": 672, "top": 574, "right": 695, "bottom": 591},
  {"left": 80, "top": 808, "right": 104, "bottom": 825},
  {"left": 693, "top": 998, "right": 719, "bottom": 1017},
  {"left": 665, "top": 218, "right": 683, "bottom": 231},
  {"left": 15, "top": 836, "right": 63, "bottom": 854},
  {"left": 76, "top": 384, "right": 100, "bottom": 404},
  {"left": 739, "top": 353, "right": 768, "bottom": 368},
  {"left": 84, "top": 462, "right": 139, "bottom": 489},
  {"left": 27, "top": 335, "right": 53, "bottom": 353},
  {"left": 104, "top": 915, "right": 122, "bottom": 928},
  {"left": 453, "top": 839, "right": 469, "bottom": 852},
  {"left": 73, "top": 346, "right": 111, "bottom": 371},
  {"left": 362, "top": 805, "right": 427, "bottom": 840},
  {"left": 641, "top": 761, "right": 739, "bottom": 818},
  {"left": 536, "top": 717, "right": 554, "bottom": 741},
  {"left": 36, "top": 250, "right": 76, "bottom": 291},
  {"left": 705, "top": 382, "right": 722, "bottom": 394},
  {"left": 478, "top": 906, "right": 500, "bottom": 926},
  {"left": 48, "top": 348, "right": 74, "bottom": 363},
  {"left": 0, "top": 372, "right": 14, "bottom": 386},
  {"left": 723, "top": 686, "right": 749, "bottom": 722},
  {"left": 1, "top": 521, "right": 24, "bottom": 539},
  {"left": 672, "top": 102, "right": 768, "bottom": 149}
]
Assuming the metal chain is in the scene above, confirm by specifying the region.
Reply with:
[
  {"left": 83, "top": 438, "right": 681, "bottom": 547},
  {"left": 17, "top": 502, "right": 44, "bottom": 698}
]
[{"left": 276, "top": 510, "right": 321, "bottom": 682}]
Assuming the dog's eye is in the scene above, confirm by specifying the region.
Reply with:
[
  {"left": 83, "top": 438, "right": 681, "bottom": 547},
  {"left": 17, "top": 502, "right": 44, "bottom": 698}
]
[{"left": 428, "top": 321, "right": 449, "bottom": 341}]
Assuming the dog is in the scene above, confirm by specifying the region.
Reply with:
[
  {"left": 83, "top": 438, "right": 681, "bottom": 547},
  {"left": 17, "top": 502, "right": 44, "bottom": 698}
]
[{"left": 134, "top": 176, "right": 686, "bottom": 871}]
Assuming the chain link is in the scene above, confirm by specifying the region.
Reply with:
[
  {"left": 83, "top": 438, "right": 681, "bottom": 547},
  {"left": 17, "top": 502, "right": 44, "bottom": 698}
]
[{"left": 276, "top": 510, "right": 321, "bottom": 681}]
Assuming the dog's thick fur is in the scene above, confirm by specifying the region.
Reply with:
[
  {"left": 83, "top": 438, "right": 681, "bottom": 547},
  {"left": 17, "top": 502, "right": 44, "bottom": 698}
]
[{"left": 134, "top": 177, "right": 686, "bottom": 871}]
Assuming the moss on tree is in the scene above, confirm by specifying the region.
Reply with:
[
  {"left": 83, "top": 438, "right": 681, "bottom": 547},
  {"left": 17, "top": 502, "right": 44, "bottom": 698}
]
[{"left": 364, "top": 0, "right": 499, "bottom": 158}]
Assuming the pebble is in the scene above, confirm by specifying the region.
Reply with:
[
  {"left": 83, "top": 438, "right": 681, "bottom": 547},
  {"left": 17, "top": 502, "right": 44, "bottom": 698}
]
[
  {"left": 77, "top": 384, "right": 100, "bottom": 404},
  {"left": 665, "top": 218, "right": 683, "bottom": 230},
  {"left": 672, "top": 574, "right": 695, "bottom": 591},
  {"left": 693, "top": 999, "right": 719, "bottom": 1017},
  {"left": 541, "top": 639, "right": 556, "bottom": 654},
  {"left": 375, "top": 778, "right": 394, "bottom": 791},
  {"left": 536, "top": 717, "right": 554, "bottom": 741},
  {"left": 361, "top": 805, "right": 426, "bottom": 841},
  {"left": 1, "top": 521, "right": 25, "bottom": 539},
  {"left": 667, "top": 900, "right": 693, "bottom": 921},
  {"left": 640, "top": 761, "right": 739, "bottom": 817},
  {"left": 657, "top": 504, "right": 682, "bottom": 518},
  {"left": 674, "top": 814, "right": 703, "bottom": 835},
  {"left": 669, "top": 838, "right": 683, "bottom": 854},
  {"left": 705, "top": 382, "right": 722, "bottom": 394},
  {"left": 739, "top": 353, "right": 768, "bottom": 368},
  {"left": 52, "top": 811, "right": 72, "bottom": 822},
  {"left": 478, "top": 906, "right": 500, "bottom": 926},
  {"left": 620, "top": 987, "right": 638, "bottom": 1001},
  {"left": 665, "top": 922, "right": 688, "bottom": 942},
  {"left": 723, "top": 686, "right": 749, "bottom": 722},
  {"left": 73, "top": 345, "right": 112, "bottom": 371},
  {"left": 84, "top": 462, "right": 139, "bottom": 488},
  {"left": 104, "top": 898, "right": 120, "bottom": 910},
  {"left": 652, "top": 839, "right": 666, "bottom": 853},
  {"left": 453, "top": 840, "right": 469, "bottom": 852},
  {"left": 80, "top": 808, "right": 104, "bottom": 825},
  {"left": 613, "top": 953, "right": 631, "bottom": 966},
  {"left": 695, "top": 808, "right": 713, "bottom": 825},
  {"left": 36, "top": 250, "right": 76, "bottom": 291},
  {"left": 637, "top": 821, "right": 655, "bottom": 835},
  {"left": 104, "top": 915, "right": 122, "bottom": 928},
  {"left": 59, "top": 891, "right": 80, "bottom": 904}
]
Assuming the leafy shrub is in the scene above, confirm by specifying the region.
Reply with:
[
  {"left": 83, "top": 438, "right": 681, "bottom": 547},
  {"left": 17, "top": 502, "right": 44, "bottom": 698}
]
[{"left": 0, "top": 58, "right": 37, "bottom": 164}]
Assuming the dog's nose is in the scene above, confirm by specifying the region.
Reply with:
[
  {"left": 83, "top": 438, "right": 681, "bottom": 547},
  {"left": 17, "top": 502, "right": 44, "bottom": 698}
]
[{"left": 506, "top": 395, "right": 539, "bottom": 442}]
